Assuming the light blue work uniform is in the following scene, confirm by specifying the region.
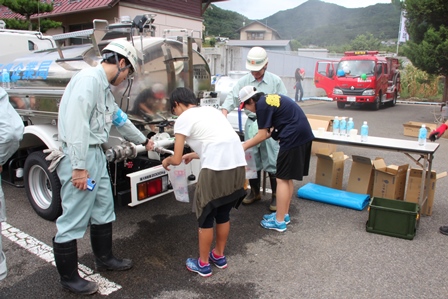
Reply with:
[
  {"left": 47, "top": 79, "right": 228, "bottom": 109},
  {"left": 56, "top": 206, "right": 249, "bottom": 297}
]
[
  {"left": 221, "top": 71, "right": 287, "bottom": 113},
  {"left": 0, "top": 87, "right": 24, "bottom": 280},
  {"left": 55, "top": 64, "right": 147, "bottom": 243},
  {"left": 244, "top": 111, "right": 278, "bottom": 173},
  {"left": 222, "top": 71, "right": 287, "bottom": 174}
]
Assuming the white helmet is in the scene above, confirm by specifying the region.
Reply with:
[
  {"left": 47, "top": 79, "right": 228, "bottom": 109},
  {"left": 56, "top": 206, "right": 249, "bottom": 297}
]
[
  {"left": 239, "top": 85, "right": 260, "bottom": 109},
  {"left": 246, "top": 47, "right": 268, "bottom": 71},
  {"left": 103, "top": 39, "right": 139, "bottom": 73}
]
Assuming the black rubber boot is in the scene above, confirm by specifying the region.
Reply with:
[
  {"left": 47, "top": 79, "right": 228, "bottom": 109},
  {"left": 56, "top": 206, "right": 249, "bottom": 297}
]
[
  {"left": 53, "top": 238, "right": 98, "bottom": 295},
  {"left": 90, "top": 222, "right": 133, "bottom": 272},
  {"left": 269, "top": 173, "right": 277, "bottom": 212},
  {"left": 439, "top": 226, "right": 448, "bottom": 235},
  {"left": 242, "top": 174, "right": 261, "bottom": 205}
]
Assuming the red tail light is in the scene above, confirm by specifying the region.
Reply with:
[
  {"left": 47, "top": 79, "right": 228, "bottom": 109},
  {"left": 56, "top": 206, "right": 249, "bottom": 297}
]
[{"left": 137, "top": 175, "right": 169, "bottom": 201}]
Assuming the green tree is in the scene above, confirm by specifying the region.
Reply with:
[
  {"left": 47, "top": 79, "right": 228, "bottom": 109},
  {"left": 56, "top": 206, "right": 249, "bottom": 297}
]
[
  {"left": 0, "top": 0, "right": 60, "bottom": 31},
  {"left": 403, "top": 0, "right": 448, "bottom": 102},
  {"left": 290, "top": 39, "right": 303, "bottom": 51},
  {"left": 350, "top": 33, "right": 381, "bottom": 51},
  {"left": 203, "top": 4, "right": 246, "bottom": 40}
]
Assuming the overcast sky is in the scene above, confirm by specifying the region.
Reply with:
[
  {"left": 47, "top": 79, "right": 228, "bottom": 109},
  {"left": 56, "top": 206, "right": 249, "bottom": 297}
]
[{"left": 213, "top": 0, "right": 392, "bottom": 20}]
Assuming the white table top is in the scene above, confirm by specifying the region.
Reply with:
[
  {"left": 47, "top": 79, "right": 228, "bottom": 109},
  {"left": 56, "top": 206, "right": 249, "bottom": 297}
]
[{"left": 312, "top": 130, "right": 439, "bottom": 155}]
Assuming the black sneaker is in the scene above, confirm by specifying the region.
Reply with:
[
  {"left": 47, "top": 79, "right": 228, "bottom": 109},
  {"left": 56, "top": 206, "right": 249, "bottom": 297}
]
[{"left": 439, "top": 226, "right": 448, "bottom": 235}]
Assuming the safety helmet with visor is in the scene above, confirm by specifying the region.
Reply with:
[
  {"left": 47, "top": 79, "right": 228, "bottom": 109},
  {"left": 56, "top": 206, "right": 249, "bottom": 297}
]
[
  {"left": 246, "top": 47, "right": 268, "bottom": 71},
  {"left": 102, "top": 39, "right": 139, "bottom": 76},
  {"left": 238, "top": 85, "right": 261, "bottom": 110}
]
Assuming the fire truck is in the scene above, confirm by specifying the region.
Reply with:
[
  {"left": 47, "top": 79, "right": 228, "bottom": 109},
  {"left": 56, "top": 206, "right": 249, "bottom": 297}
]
[
  {"left": 0, "top": 16, "right": 217, "bottom": 221},
  {"left": 314, "top": 51, "right": 401, "bottom": 110}
]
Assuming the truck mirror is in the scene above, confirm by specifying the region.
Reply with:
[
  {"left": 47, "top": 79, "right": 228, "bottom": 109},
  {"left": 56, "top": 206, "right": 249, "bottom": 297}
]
[{"left": 328, "top": 69, "right": 334, "bottom": 78}]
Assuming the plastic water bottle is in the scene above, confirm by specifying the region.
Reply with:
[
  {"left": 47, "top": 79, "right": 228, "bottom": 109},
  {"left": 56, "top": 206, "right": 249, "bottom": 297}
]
[
  {"left": 346, "top": 117, "right": 354, "bottom": 137},
  {"left": 418, "top": 124, "right": 427, "bottom": 146},
  {"left": 361, "top": 121, "right": 369, "bottom": 142},
  {"left": 333, "top": 116, "right": 340, "bottom": 136},
  {"left": 2, "top": 69, "right": 10, "bottom": 89},
  {"left": 339, "top": 117, "right": 347, "bottom": 136}
]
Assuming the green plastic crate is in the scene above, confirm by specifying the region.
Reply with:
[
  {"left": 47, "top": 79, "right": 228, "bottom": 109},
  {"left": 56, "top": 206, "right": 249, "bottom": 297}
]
[{"left": 366, "top": 197, "right": 420, "bottom": 240}]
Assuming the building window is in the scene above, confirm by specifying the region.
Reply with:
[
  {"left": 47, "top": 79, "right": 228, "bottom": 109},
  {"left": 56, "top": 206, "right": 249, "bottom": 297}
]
[{"left": 247, "top": 32, "right": 265, "bottom": 40}]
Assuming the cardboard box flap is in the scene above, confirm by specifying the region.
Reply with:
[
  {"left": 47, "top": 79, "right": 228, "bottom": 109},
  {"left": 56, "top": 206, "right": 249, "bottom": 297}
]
[
  {"left": 306, "top": 114, "right": 335, "bottom": 122},
  {"left": 315, "top": 150, "right": 347, "bottom": 190},
  {"left": 332, "top": 152, "right": 349, "bottom": 162},
  {"left": 308, "top": 118, "right": 331, "bottom": 131},
  {"left": 352, "top": 155, "right": 373, "bottom": 165},
  {"left": 408, "top": 168, "right": 448, "bottom": 180},
  {"left": 372, "top": 159, "right": 387, "bottom": 170},
  {"left": 316, "top": 148, "right": 332, "bottom": 156},
  {"left": 394, "top": 164, "right": 409, "bottom": 174},
  {"left": 437, "top": 171, "right": 448, "bottom": 179},
  {"left": 347, "top": 155, "right": 375, "bottom": 195},
  {"left": 315, "top": 151, "right": 348, "bottom": 162}
]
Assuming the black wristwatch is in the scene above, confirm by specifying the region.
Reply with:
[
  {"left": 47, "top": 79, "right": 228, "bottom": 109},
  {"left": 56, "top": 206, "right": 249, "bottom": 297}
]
[{"left": 142, "top": 138, "right": 149, "bottom": 146}]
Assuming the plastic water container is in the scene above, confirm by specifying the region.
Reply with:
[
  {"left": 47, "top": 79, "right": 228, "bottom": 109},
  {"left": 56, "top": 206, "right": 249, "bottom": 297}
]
[
  {"left": 2, "top": 69, "right": 10, "bottom": 89},
  {"left": 361, "top": 121, "right": 369, "bottom": 142},
  {"left": 339, "top": 117, "right": 347, "bottom": 136},
  {"left": 333, "top": 116, "right": 340, "bottom": 135},
  {"left": 418, "top": 124, "right": 427, "bottom": 146},
  {"left": 346, "top": 117, "right": 354, "bottom": 137}
]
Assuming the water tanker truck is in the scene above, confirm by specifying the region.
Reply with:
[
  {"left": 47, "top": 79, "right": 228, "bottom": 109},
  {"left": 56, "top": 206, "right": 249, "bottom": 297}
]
[{"left": 0, "top": 16, "right": 217, "bottom": 221}]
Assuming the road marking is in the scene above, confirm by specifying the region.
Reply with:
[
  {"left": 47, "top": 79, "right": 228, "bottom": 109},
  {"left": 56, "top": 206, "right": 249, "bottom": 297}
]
[{"left": 2, "top": 222, "right": 121, "bottom": 295}]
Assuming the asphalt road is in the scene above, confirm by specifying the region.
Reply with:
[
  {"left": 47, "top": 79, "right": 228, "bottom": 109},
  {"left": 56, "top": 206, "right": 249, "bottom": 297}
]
[{"left": 1, "top": 100, "right": 448, "bottom": 299}]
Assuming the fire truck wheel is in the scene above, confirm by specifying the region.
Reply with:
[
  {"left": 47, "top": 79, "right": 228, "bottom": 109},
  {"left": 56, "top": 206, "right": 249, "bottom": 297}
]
[
  {"left": 391, "top": 91, "right": 397, "bottom": 106},
  {"left": 372, "top": 93, "right": 381, "bottom": 111},
  {"left": 337, "top": 102, "right": 345, "bottom": 109},
  {"left": 23, "top": 151, "right": 62, "bottom": 221}
]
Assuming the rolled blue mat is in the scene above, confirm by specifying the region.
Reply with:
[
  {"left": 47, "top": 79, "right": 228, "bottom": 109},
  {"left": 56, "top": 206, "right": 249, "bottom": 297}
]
[{"left": 297, "top": 183, "right": 370, "bottom": 211}]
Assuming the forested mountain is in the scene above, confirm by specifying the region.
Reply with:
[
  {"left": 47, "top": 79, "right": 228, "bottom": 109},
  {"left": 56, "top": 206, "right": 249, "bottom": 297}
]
[{"left": 204, "top": 0, "right": 401, "bottom": 46}]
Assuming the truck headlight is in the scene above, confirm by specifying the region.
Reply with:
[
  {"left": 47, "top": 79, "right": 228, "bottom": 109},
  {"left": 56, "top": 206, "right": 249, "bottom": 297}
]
[
  {"left": 333, "top": 88, "right": 343, "bottom": 95},
  {"left": 362, "top": 89, "right": 375, "bottom": 96}
]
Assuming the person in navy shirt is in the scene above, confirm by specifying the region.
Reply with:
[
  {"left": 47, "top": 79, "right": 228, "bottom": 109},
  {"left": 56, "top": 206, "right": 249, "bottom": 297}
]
[{"left": 240, "top": 86, "right": 314, "bottom": 232}]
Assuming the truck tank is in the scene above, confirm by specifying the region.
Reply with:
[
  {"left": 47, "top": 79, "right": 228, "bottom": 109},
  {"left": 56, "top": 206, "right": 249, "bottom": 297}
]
[{"left": 1, "top": 35, "right": 211, "bottom": 125}]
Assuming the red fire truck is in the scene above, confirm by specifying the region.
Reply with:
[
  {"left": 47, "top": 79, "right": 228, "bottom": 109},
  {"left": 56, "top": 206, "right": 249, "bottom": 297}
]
[{"left": 314, "top": 51, "right": 401, "bottom": 110}]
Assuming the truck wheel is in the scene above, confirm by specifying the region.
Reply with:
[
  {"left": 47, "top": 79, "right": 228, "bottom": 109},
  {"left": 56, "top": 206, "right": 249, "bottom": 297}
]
[
  {"left": 337, "top": 102, "right": 345, "bottom": 109},
  {"left": 372, "top": 93, "right": 381, "bottom": 111},
  {"left": 23, "top": 151, "right": 62, "bottom": 221},
  {"left": 391, "top": 91, "right": 397, "bottom": 106}
]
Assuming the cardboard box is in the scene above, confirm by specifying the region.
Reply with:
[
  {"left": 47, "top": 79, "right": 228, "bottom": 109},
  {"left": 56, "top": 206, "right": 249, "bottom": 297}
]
[
  {"left": 315, "top": 149, "right": 348, "bottom": 190},
  {"left": 306, "top": 114, "right": 334, "bottom": 132},
  {"left": 347, "top": 155, "right": 375, "bottom": 196},
  {"left": 372, "top": 159, "right": 409, "bottom": 200},
  {"left": 403, "top": 121, "right": 437, "bottom": 138},
  {"left": 405, "top": 169, "right": 447, "bottom": 216},
  {"left": 307, "top": 116, "right": 337, "bottom": 155}
]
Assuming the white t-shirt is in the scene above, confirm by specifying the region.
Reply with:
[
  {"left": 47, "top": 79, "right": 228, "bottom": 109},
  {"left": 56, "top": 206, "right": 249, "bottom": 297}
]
[{"left": 174, "top": 106, "right": 246, "bottom": 170}]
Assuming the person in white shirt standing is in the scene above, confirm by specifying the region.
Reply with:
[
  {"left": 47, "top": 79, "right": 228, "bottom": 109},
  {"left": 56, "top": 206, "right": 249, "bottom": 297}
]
[{"left": 162, "top": 87, "right": 246, "bottom": 277}]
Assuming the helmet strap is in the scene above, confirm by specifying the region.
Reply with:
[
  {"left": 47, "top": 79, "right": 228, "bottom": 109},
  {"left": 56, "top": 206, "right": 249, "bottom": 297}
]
[{"left": 109, "top": 52, "right": 131, "bottom": 85}]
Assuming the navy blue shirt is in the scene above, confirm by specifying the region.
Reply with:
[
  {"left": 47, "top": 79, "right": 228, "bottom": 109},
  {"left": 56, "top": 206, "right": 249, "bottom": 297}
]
[{"left": 256, "top": 94, "right": 314, "bottom": 151}]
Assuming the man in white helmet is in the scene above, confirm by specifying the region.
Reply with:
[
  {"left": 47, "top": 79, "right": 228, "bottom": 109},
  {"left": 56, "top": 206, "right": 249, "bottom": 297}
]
[
  {"left": 221, "top": 47, "right": 287, "bottom": 211},
  {"left": 52, "top": 39, "right": 154, "bottom": 295}
]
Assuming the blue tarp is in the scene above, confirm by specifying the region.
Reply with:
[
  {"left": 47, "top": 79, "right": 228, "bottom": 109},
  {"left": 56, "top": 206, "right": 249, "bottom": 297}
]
[{"left": 297, "top": 183, "right": 370, "bottom": 211}]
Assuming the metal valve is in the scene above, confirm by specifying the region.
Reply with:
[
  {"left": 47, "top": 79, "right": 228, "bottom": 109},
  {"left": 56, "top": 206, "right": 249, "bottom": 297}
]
[{"left": 105, "top": 141, "right": 138, "bottom": 162}]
